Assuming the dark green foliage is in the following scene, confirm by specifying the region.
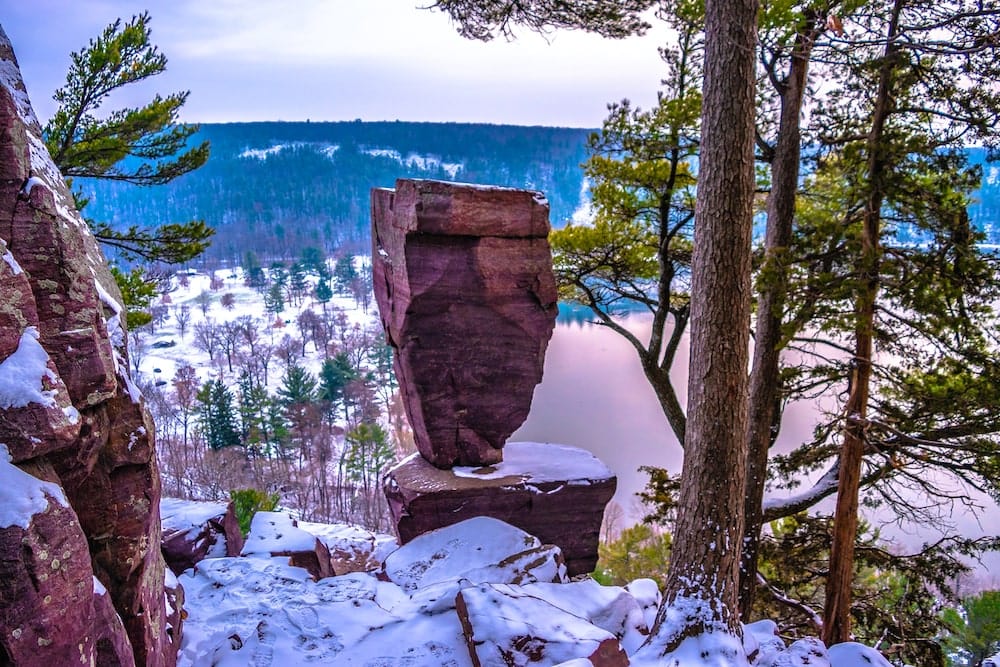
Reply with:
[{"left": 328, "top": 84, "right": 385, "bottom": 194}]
[
  {"left": 109, "top": 266, "right": 156, "bottom": 329},
  {"left": 44, "top": 12, "right": 212, "bottom": 265},
  {"left": 243, "top": 251, "right": 266, "bottom": 288},
  {"left": 277, "top": 364, "right": 318, "bottom": 408},
  {"left": 195, "top": 379, "right": 241, "bottom": 450},
  {"left": 429, "top": 0, "right": 659, "bottom": 40},
  {"left": 333, "top": 255, "right": 358, "bottom": 295},
  {"left": 343, "top": 423, "right": 394, "bottom": 489},
  {"left": 942, "top": 591, "right": 1000, "bottom": 667},
  {"left": 263, "top": 283, "right": 284, "bottom": 315},
  {"left": 229, "top": 488, "right": 279, "bottom": 537},
  {"left": 319, "top": 353, "right": 359, "bottom": 418},
  {"left": 314, "top": 279, "right": 333, "bottom": 306},
  {"left": 594, "top": 523, "right": 672, "bottom": 586}
]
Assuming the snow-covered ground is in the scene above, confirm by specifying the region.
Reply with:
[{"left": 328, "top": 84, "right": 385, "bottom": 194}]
[
  {"left": 134, "top": 264, "right": 375, "bottom": 391},
  {"left": 173, "top": 508, "right": 893, "bottom": 667}
]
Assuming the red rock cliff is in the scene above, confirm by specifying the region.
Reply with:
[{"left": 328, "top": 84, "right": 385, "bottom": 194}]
[{"left": 0, "top": 25, "right": 179, "bottom": 667}]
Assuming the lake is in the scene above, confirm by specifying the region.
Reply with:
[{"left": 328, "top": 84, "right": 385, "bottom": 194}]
[{"left": 512, "top": 312, "right": 1000, "bottom": 581}]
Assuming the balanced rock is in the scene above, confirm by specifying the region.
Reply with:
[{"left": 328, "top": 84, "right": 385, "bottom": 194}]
[
  {"left": 371, "top": 179, "right": 558, "bottom": 467},
  {"left": 160, "top": 498, "right": 244, "bottom": 575},
  {"left": 384, "top": 442, "right": 616, "bottom": 576}
]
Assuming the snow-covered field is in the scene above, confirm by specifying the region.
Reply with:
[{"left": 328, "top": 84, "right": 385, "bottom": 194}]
[{"left": 134, "top": 264, "right": 376, "bottom": 392}]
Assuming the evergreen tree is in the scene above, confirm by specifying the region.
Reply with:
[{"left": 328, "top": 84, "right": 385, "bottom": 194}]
[
  {"left": 333, "top": 255, "right": 358, "bottom": 295},
  {"left": 264, "top": 283, "right": 284, "bottom": 315},
  {"left": 45, "top": 12, "right": 212, "bottom": 264},
  {"left": 942, "top": 591, "right": 1000, "bottom": 667},
  {"left": 195, "top": 379, "right": 241, "bottom": 450},
  {"left": 319, "top": 352, "right": 359, "bottom": 420},
  {"left": 314, "top": 279, "right": 333, "bottom": 312}
]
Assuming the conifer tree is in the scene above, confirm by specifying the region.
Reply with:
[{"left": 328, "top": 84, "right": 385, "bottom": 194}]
[
  {"left": 45, "top": 12, "right": 212, "bottom": 264},
  {"left": 195, "top": 379, "right": 241, "bottom": 450}
]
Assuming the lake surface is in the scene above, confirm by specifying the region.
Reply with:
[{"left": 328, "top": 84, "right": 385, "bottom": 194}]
[{"left": 512, "top": 313, "right": 1000, "bottom": 580}]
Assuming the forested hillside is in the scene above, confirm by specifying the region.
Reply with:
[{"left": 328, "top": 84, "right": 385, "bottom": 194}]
[{"left": 77, "top": 121, "right": 592, "bottom": 263}]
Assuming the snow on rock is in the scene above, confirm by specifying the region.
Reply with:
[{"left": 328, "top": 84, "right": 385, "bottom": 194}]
[
  {"left": 983, "top": 653, "right": 1000, "bottom": 667},
  {"left": 827, "top": 642, "right": 893, "bottom": 667},
  {"left": 242, "top": 510, "right": 334, "bottom": 580},
  {"left": 626, "top": 578, "right": 662, "bottom": 633},
  {"left": 757, "top": 637, "right": 829, "bottom": 667},
  {"left": 161, "top": 497, "right": 243, "bottom": 574},
  {"left": 516, "top": 579, "right": 650, "bottom": 655},
  {"left": 0, "top": 444, "right": 68, "bottom": 529},
  {"left": 0, "top": 327, "right": 58, "bottom": 409},
  {"left": 380, "top": 516, "right": 568, "bottom": 593},
  {"left": 452, "top": 441, "right": 613, "bottom": 484},
  {"left": 177, "top": 556, "right": 468, "bottom": 667},
  {"left": 744, "top": 619, "right": 784, "bottom": 664},
  {"left": 456, "top": 582, "right": 629, "bottom": 666},
  {"left": 297, "top": 519, "right": 397, "bottom": 575}
]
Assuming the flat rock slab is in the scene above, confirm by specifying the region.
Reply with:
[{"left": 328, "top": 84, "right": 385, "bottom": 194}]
[
  {"left": 371, "top": 179, "right": 558, "bottom": 467},
  {"left": 384, "top": 442, "right": 616, "bottom": 576}
]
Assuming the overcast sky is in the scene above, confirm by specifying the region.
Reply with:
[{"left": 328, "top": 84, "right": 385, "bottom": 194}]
[{"left": 4, "top": 0, "right": 672, "bottom": 128}]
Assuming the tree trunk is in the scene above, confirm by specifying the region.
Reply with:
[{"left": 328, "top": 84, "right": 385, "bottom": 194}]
[
  {"left": 822, "top": 0, "right": 903, "bottom": 645},
  {"left": 638, "top": 0, "right": 758, "bottom": 657},
  {"left": 739, "top": 18, "right": 817, "bottom": 619}
]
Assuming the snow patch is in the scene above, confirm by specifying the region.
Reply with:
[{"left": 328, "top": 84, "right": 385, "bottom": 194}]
[
  {"left": 0, "top": 443, "right": 68, "bottom": 529},
  {"left": 0, "top": 327, "right": 58, "bottom": 409},
  {"left": 451, "top": 441, "right": 614, "bottom": 484},
  {"left": 93, "top": 576, "right": 107, "bottom": 596},
  {"left": 242, "top": 511, "right": 320, "bottom": 556},
  {"left": 1, "top": 247, "right": 22, "bottom": 275}
]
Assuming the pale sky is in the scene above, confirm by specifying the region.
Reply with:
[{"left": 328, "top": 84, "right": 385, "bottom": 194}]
[{"left": 4, "top": 0, "right": 672, "bottom": 128}]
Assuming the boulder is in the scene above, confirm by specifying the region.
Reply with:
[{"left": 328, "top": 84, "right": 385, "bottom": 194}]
[
  {"left": 380, "top": 516, "right": 567, "bottom": 593},
  {"left": 456, "top": 582, "right": 629, "bottom": 666},
  {"left": 296, "top": 520, "right": 397, "bottom": 575},
  {"left": 371, "top": 179, "right": 558, "bottom": 467},
  {"left": 241, "top": 511, "right": 334, "bottom": 580},
  {"left": 384, "top": 442, "right": 616, "bottom": 576},
  {"left": 160, "top": 498, "right": 244, "bottom": 575}
]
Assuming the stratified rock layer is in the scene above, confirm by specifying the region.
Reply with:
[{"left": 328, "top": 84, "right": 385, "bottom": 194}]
[
  {"left": 371, "top": 179, "right": 558, "bottom": 468},
  {"left": 0, "top": 25, "right": 176, "bottom": 666},
  {"left": 384, "top": 442, "right": 616, "bottom": 576}
]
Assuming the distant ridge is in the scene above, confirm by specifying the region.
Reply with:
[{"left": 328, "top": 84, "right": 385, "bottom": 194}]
[{"left": 77, "top": 121, "right": 593, "bottom": 264}]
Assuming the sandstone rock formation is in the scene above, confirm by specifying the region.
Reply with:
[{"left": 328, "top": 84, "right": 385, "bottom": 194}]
[
  {"left": 0, "top": 26, "right": 177, "bottom": 666},
  {"left": 241, "top": 511, "right": 334, "bottom": 581},
  {"left": 371, "top": 179, "right": 558, "bottom": 468},
  {"left": 160, "top": 498, "right": 244, "bottom": 576},
  {"left": 384, "top": 442, "right": 616, "bottom": 576}
]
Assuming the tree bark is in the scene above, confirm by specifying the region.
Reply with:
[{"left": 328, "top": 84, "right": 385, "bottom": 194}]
[
  {"left": 739, "top": 17, "right": 818, "bottom": 619},
  {"left": 822, "top": 0, "right": 903, "bottom": 645},
  {"left": 639, "top": 0, "right": 758, "bottom": 657}
]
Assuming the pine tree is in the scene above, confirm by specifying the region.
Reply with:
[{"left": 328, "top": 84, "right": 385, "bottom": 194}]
[
  {"left": 195, "top": 379, "right": 241, "bottom": 450},
  {"left": 45, "top": 12, "right": 212, "bottom": 264}
]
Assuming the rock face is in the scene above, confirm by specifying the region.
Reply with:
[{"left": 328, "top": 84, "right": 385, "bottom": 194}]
[
  {"left": 371, "top": 179, "right": 558, "bottom": 468},
  {"left": 384, "top": 442, "right": 616, "bottom": 576},
  {"left": 160, "top": 498, "right": 244, "bottom": 576},
  {"left": 0, "top": 27, "right": 177, "bottom": 666}
]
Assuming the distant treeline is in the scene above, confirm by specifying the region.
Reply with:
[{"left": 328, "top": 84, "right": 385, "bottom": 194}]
[
  {"left": 75, "top": 122, "right": 999, "bottom": 266},
  {"left": 77, "top": 121, "right": 592, "bottom": 264}
]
